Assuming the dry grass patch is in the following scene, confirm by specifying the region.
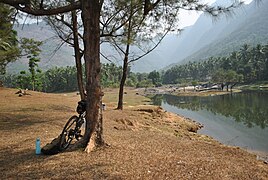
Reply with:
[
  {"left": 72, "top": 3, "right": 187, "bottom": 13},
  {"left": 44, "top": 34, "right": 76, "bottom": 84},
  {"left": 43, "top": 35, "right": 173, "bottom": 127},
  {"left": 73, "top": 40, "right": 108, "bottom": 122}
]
[{"left": 1, "top": 87, "right": 268, "bottom": 179}]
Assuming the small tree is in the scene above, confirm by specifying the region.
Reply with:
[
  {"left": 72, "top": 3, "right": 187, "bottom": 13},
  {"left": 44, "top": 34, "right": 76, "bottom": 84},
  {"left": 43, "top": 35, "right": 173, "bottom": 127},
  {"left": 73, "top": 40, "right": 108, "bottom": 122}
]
[
  {"left": 103, "top": 0, "right": 180, "bottom": 110},
  {"left": 148, "top": 70, "right": 161, "bottom": 87},
  {"left": 136, "top": 79, "right": 153, "bottom": 88},
  {"left": 212, "top": 69, "right": 226, "bottom": 91},
  {"left": 191, "top": 81, "right": 198, "bottom": 91},
  {"left": 20, "top": 38, "right": 42, "bottom": 91},
  {"left": 225, "top": 70, "right": 242, "bottom": 92},
  {"left": 17, "top": 70, "right": 28, "bottom": 89}
]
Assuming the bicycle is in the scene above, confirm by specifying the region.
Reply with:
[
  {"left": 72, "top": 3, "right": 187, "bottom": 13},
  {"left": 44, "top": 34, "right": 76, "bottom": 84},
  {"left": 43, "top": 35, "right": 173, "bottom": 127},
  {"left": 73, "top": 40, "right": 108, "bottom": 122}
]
[{"left": 59, "top": 100, "right": 87, "bottom": 150}]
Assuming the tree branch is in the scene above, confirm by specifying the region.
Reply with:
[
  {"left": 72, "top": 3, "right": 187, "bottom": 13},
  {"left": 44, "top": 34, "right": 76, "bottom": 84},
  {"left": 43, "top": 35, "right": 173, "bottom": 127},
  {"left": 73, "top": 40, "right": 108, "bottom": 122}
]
[
  {"left": 129, "top": 29, "right": 170, "bottom": 64},
  {"left": 0, "top": 0, "right": 81, "bottom": 16},
  {"left": 144, "top": 0, "right": 161, "bottom": 16}
]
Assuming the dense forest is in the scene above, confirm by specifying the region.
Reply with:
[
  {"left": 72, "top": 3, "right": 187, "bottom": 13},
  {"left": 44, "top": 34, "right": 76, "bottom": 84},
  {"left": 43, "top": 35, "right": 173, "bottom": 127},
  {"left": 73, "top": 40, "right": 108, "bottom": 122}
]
[
  {"left": 3, "top": 63, "right": 154, "bottom": 92},
  {"left": 162, "top": 43, "right": 268, "bottom": 85},
  {"left": 3, "top": 43, "right": 268, "bottom": 92}
]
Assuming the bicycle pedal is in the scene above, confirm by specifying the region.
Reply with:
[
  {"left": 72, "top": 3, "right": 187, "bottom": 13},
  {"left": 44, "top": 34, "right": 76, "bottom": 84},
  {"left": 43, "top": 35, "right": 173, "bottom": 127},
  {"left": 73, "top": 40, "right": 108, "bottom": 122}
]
[{"left": 75, "top": 134, "right": 83, "bottom": 140}]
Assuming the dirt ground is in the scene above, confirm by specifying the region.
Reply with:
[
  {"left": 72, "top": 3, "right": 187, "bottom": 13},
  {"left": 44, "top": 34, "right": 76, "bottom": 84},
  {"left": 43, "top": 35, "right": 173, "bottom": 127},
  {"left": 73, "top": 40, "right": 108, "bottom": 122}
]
[{"left": 0, "top": 87, "right": 268, "bottom": 179}]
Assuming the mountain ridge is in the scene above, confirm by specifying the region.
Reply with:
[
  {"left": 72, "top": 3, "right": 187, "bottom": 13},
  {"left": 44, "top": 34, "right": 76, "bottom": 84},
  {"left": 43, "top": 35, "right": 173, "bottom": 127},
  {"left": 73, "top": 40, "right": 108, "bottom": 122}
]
[
  {"left": 7, "top": 0, "right": 267, "bottom": 73},
  {"left": 7, "top": 22, "right": 75, "bottom": 73},
  {"left": 172, "top": 0, "right": 268, "bottom": 66}
]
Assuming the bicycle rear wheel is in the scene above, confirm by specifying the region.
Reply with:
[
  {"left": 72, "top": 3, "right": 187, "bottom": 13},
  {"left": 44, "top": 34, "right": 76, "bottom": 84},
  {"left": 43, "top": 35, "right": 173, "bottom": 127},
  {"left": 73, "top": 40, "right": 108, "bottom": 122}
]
[{"left": 59, "top": 115, "right": 78, "bottom": 151}]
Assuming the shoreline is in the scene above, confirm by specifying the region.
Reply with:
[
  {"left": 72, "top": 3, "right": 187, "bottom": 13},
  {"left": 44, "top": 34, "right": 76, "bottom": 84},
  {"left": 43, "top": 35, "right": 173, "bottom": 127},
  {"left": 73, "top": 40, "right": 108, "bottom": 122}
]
[
  {"left": 178, "top": 111, "right": 268, "bottom": 163},
  {"left": 138, "top": 87, "right": 268, "bottom": 164},
  {"left": 175, "top": 111, "right": 268, "bottom": 163},
  {"left": 248, "top": 150, "right": 268, "bottom": 164},
  {"left": 140, "top": 86, "right": 242, "bottom": 97}
]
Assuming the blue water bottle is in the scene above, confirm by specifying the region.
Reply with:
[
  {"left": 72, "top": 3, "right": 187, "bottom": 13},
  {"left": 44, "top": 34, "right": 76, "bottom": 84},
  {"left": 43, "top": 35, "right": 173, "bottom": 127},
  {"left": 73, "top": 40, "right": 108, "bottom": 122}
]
[{"left": 36, "top": 138, "right": 41, "bottom": 155}]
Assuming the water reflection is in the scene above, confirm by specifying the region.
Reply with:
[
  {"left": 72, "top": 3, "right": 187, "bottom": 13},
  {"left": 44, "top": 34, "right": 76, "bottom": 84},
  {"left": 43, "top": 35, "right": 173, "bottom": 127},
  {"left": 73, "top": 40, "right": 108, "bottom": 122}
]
[{"left": 151, "top": 91, "right": 268, "bottom": 129}]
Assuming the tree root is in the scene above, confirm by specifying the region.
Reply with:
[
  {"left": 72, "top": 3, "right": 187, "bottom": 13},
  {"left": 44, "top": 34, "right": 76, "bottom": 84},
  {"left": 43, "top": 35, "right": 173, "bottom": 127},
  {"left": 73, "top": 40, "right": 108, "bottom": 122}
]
[
  {"left": 85, "top": 137, "right": 96, "bottom": 153},
  {"left": 84, "top": 132, "right": 108, "bottom": 153}
]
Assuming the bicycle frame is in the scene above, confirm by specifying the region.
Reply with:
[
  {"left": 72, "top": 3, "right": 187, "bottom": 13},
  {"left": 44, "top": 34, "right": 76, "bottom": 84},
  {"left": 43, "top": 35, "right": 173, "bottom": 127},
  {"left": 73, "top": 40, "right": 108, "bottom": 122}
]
[
  {"left": 76, "top": 111, "right": 86, "bottom": 130},
  {"left": 59, "top": 102, "right": 87, "bottom": 151}
]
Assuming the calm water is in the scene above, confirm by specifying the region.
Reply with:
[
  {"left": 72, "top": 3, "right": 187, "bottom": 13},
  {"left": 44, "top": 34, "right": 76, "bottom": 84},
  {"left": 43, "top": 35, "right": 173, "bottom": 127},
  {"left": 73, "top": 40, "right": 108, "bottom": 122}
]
[{"left": 151, "top": 91, "right": 268, "bottom": 154}]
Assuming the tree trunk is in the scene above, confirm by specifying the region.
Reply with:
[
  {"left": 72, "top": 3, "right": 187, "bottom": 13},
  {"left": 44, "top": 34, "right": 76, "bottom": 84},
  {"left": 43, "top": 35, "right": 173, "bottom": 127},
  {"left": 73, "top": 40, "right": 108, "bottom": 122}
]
[
  {"left": 85, "top": 95, "right": 105, "bottom": 152},
  {"left": 221, "top": 83, "right": 224, "bottom": 91},
  {"left": 80, "top": 0, "right": 104, "bottom": 150},
  {"left": 72, "top": 9, "right": 85, "bottom": 100},
  {"left": 230, "top": 82, "right": 237, "bottom": 92},
  {"left": 117, "top": 54, "right": 129, "bottom": 110},
  {"left": 32, "top": 79, "right": 35, "bottom": 91},
  {"left": 117, "top": 6, "right": 132, "bottom": 110}
]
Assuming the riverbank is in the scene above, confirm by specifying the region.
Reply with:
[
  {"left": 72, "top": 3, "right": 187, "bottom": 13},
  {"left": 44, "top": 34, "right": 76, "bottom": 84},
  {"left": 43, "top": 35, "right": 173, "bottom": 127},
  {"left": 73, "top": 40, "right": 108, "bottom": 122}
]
[
  {"left": 239, "top": 83, "right": 268, "bottom": 91},
  {"left": 141, "top": 86, "right": 242, "bottom": 97},
  {"left": 141, "top": 82, "right": 268, "bottom": 97},
  {"left": 0, "top": 87, "right": 267, "bottom": 179}
]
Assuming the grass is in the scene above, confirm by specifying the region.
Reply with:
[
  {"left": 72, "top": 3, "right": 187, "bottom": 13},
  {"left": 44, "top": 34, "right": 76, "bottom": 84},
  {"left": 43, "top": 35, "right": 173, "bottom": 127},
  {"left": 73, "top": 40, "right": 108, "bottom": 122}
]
[
  {"left": 1, "top": 87, "right": 268, "bottom": 179},
  {"left": 238, "top": 81, "right": 268, "bottom": 90},
  {"left": 102, "top": 87, "right": 151, "bottom": 107}
]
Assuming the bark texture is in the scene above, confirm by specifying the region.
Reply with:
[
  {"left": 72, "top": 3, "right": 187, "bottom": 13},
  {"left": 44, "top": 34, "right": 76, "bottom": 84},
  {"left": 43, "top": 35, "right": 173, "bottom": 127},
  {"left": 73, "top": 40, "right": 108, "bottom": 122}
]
[
  {"left": 85, "top": 98, "right": 105, "bottom": 152},
  {"left": 81, "top": 0, "right": 104, "bottom": 149}
]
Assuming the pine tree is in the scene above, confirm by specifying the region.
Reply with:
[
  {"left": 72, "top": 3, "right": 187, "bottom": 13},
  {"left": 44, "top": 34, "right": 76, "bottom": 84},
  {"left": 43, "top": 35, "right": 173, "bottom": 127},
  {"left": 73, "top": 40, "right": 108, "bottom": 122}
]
[{"left": 0, "top": 3, "right": 19, "bottom": 76}]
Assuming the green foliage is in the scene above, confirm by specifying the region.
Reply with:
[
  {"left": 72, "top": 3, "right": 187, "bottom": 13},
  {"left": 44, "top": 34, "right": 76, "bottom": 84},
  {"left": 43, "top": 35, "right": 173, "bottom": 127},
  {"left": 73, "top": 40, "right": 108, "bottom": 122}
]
[
  {"left": 43, "top": 66, "right": 78, "bottom": 92},
  {"left": 0, "top": 3, "right": 19, "bottom": 75},
  {"left": 191, "top": 81, "right": 198, "bottom": 87},
  {"left": 3, "top": 63, "right": 154, "bottom": 92},
  {"left": 21, "top": 38, "right": 42, "bottom": 56},
  {"left": 191, "top": 80, "right": 198, "bottom": 90},
  {"left": 19, "top": 38, "right": 43, "bottom": 91},
  {"left": 136, "top": 79, "right": 153, "bottom": 88},
  {"left": 148, "top": 70, "right": 161, "bottom": 87},
  {"left": 100, "top": 63, "right": 122, "bottom": 88},
  {"left": 17, "top": 71, "right": 29, "bottom": 89},
  {"left": 163, "top": 43, "right": 268, "bottom": 85},
  {"left": 225, "top": 70, "right": 239, "bottom": 83},
  {"left": 211, "top": 69, "right": 226, "bottom": 83}
]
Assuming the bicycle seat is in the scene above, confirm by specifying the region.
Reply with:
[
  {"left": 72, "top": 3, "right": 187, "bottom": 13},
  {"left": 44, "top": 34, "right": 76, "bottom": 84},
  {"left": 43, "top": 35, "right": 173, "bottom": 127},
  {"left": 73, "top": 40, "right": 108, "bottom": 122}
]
[{"left": 76, "top": 100, "right": 87, "bottom": 114}]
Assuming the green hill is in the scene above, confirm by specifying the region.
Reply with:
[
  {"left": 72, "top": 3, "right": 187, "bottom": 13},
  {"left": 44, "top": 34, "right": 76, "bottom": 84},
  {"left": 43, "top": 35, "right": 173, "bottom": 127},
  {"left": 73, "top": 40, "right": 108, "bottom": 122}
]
[{"left": 175, "top": 0, "right": 268, "bottom": 65}]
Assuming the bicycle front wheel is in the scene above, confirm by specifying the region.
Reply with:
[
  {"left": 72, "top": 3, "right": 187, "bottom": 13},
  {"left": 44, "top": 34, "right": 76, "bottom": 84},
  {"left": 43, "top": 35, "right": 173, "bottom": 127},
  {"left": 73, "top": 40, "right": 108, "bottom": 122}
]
[{"left": 59, "top": 115, "right": 78, "bottom": 151}]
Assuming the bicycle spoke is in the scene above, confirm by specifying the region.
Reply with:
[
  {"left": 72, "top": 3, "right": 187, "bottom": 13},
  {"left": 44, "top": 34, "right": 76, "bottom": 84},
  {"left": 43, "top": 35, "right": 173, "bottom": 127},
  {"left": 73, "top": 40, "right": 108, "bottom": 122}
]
[{"left": 59, "top": 116, "right": 78, "bottom": 151}]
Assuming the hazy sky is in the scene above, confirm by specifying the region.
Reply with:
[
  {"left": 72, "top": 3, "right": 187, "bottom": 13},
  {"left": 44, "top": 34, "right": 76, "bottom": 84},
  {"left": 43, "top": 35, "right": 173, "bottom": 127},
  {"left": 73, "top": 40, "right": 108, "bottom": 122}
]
[{"left": 178, "top": 0, "right": 253, "bottom": 28}]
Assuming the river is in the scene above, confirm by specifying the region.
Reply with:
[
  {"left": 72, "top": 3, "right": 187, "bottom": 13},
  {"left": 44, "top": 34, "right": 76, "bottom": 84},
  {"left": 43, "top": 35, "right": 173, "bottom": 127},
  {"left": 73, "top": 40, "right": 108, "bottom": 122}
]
[{"left": 151, "top": 91, "right": 268, "bottom": 156}]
